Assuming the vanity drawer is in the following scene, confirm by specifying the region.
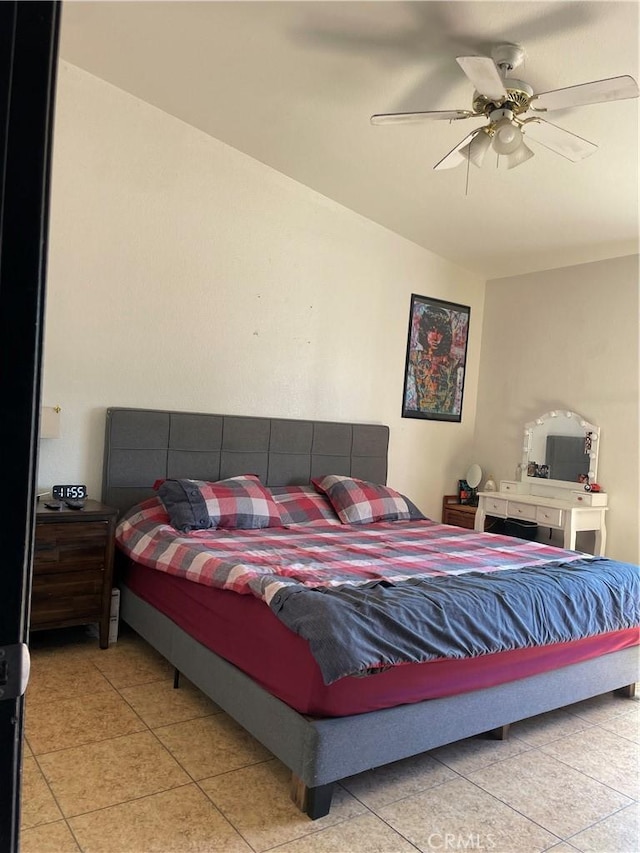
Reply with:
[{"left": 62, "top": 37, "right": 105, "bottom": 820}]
[
  {"left": 483, "top": 497, "right": 508, "bottom": 516},
  {"left": 536, "top": 506, "right": 564, "bottom": 527},
  {"left": 500, "top": 480, "right": 526, "bottom": 494},
  {"left": 571, "top": 491, "right": 608, "bottom": 507},
  {"left": 507, "top": 501, "right": 537, "bottom": 522}
]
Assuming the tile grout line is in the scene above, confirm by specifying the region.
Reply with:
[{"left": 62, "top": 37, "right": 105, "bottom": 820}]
[
  {"left": 63, "top": 780, "right": 196, "bottom": 821},
  {"left": 332, "top": 783, "right": 425, "bottom": 853},
  {"left": 561, "top": 800, "right": 640, "bottom": 848},
  {"left": 341, "top": 765, "right": 464, "bottom": 815},
  {"left": 532, "top": 745, "right": 637, "bottom": 803},
  {"left": 194, "top": 776, "right": 267, "bottom": 853},
  {"left": 457, "top": 772, "right": 566, "bottom": 846},
  {"left": 459, "top": 746, "right": 637, "bottom": 844},
  {"left": 27, "top": 750, "right": 72, "bottom": 838},
  {"left": 590, "top": 714, "right": 640, "bottom": 746},
  {"left": 428, "top": 737, "right": 538, "bottom": 775},
  {"left": 25, "top": 684, "right": 150, "bottom": 758}
]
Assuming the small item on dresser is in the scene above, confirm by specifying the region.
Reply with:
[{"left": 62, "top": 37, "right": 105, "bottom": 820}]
[
  {"left": 484, "top": 475, "right": 497, "bottom": 491},
  {"left": 44, "top": 500, "right": 63, "bottom": 510},
  {"left": 52, "top": 484, "right": 88, "bottom": 501},
  {"left": 64, "top": 499, "right": 86, "bottom": 510},
  {"left": 458, "top": 479, "right": 471, "bottom": 504},
  {"left": 584, "top": 482, "right": 602, "bottom": 493}
]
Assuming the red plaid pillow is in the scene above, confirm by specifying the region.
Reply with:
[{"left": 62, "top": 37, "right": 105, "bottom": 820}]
[
  {"left": 312, "top": 475, "right": 411, "bottom": 524},
  {"left": 158, "top": 475, "right": 282, "bottom": 532},
  {"left": 270, "top": 486, "right": 341, "bottom": 526}
]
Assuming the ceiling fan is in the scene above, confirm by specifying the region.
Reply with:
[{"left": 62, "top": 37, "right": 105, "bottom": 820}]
[{"left": 371, "top": 44, "right": 639, "bottom": 170}]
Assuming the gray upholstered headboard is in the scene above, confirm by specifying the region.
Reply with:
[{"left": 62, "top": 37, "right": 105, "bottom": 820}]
[{"left": 102, "top": 407, "right": 389, "bottom": 515}]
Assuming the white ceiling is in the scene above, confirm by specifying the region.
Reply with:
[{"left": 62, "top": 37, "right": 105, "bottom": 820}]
[{"left": 58, "top": 1, "right": 639, "bottom": 278}]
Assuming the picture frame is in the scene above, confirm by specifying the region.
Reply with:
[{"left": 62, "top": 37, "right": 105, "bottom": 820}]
[{"left": 401, "top": 294, "right": 471, "bottom": 422}]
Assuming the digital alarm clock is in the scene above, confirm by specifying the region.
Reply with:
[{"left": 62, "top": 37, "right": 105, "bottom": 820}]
[{"left": 51, "top": 484, "right": 87, "bottom": 501}]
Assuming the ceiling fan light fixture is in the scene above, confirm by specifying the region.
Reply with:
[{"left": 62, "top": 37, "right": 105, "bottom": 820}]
[
  {"left": 505, "top": 140, "right": 535, "bottom": 169},
  {"left": 492, "top": 119, "right": 524, "bottom": 154},
  {"left": 460, "top": 130, "right": 492, "bottom": 168}
]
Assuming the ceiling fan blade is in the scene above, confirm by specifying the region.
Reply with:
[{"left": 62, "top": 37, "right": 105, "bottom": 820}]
[
  {"left": 434, "top": 130, "right": 482, "bottom": 171},
  {"left": 532, "top": 75, "right": 639, "bottom": 112},
  {"left": 371, "top": 109, "right": 475, "bottom": 125},
  {"left": 456, "top": 56, "right": 507, "bottom": 101},
  {"left": 524, "top": 119, "right": 598, "bottom": 162}
]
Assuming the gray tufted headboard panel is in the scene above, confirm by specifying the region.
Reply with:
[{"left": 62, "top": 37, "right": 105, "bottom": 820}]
[{"left": 102, "top": 407, "right": 389, "bottom": 515}]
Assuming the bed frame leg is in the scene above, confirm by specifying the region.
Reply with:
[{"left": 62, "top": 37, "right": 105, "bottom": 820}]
[
  {"left": 614, "top": 683, "right": 636, "bottom": 698},
  {"left": 173, "top": 668, "right": 180, "bottom": 689},
  {"left": 486, "top": 723, "right": 511, "bottom": 740},
  {"left": 290, "top": 774, "right": 333, "bottom": 819}
]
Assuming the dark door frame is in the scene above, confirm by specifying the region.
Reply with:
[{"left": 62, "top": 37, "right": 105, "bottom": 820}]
[{"left": 0, "top": 2, "right": 59, "bottom": 849}]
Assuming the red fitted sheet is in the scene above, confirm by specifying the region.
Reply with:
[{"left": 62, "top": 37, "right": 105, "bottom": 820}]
[{"left": 124, "top": 561, "right": 638, "bottom": 717}]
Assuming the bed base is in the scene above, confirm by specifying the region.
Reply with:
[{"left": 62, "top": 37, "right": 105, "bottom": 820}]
[{"left": 121, "top": 586, "right": 637, "bottom": 819}]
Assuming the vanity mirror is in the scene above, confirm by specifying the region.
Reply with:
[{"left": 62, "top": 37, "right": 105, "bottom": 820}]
[
  {"left": 465, "top": 463, "right": 482, "bottom": 504},
  {"left": 522, "top": 411, "right": 599, "bottom": 490}
]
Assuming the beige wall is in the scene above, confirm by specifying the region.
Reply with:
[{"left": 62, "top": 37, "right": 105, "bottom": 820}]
[
  {"left": 38, "top": 62, "right": 486, "bottom": 521},
  {"left": 473, "top": 255, "right": 639, "bottom": 563}
]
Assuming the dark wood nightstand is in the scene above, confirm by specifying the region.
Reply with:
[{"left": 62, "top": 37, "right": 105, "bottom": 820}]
[
  {"left": 32, "top": 499, "right": 118, "bottom": 648},
  {"left": 442, "top": 494, "right": 493, "bottom": 531}
]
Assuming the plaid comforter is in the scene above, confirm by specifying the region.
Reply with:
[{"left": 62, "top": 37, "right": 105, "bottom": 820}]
[
  {"left": 116, "top": 497, "right": 587, "bottom": 603},
  {"left": 116, "top": 499, "right": 640, "bottom": 683}
]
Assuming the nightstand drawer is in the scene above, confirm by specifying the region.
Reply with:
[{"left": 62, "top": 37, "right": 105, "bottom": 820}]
[
  {"left": 444, "top": 507, "right": 476, "bottom": 530},
  {"left": 32, "top": 570, "right": 104, "bottom": 601},
  {"left": 34, "top": 522, "right": 109, "bottom": 573},
  {"left": 30, "top": 592, "right": 104, "bottom": 628}
]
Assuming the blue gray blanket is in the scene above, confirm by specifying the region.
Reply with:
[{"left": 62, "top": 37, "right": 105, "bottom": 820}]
[{"left": 270, "top": 558, "right": 640, "bottom": 684}]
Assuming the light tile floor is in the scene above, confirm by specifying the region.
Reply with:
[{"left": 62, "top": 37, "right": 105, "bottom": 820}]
[{"left": 20, "top": 627, "right": 639, "bottom": 853}]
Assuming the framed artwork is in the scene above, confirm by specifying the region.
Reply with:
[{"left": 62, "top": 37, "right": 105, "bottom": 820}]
[{"left": 401, "top": 294, "right": 471, "bottom": 422}]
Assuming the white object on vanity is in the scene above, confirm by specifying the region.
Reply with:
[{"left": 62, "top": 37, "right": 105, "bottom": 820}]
[{"left": 475, "top": 410, "right": 609, "bottom": 556}]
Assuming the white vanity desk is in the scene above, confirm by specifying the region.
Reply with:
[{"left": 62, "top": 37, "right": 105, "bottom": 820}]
[
  {"left": 475, "top": 485, "right": 608, "bottom": 555},
  {"left": 475, "top": 410, "right": 608, "bottom": 556}
]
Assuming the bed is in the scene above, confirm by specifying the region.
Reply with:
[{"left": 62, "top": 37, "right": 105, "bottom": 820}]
[{"left": 103, "top": 406, "right": 639, "bottom": 818}]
